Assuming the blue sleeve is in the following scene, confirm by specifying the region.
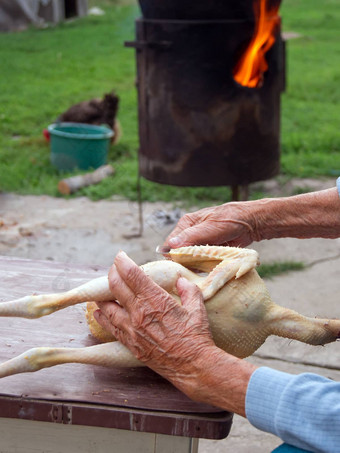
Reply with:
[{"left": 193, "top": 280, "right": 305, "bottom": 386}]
[
  {"left": 245, "top": 367, "right": 340, "bottom": 452},
  {"left": 337, "top": 176, "right": 340, "bottom": 197}
]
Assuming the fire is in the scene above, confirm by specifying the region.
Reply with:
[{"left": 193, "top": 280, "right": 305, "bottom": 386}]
[{"left": 233, "top": 0, "right": 280, "bottom": 88}]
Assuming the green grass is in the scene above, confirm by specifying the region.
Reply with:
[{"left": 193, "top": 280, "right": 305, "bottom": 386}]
[
  {"left": 0, "top": 0, "right": 339, "bottom": 201},
  {"left": 257, "top": 261, "right": 305, "bottom": 279},
  {"left": 0, "top": 2, "right": 140, "bottom": 197},
  {"left": 280, "top": 0, "right": 340, "bottom": 177}
]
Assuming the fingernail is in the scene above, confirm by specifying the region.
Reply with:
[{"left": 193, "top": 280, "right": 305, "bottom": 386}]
[
  {"left": 93, "top": 309, "right": 101, "bottom": 319},
  {"left": 117, "top": 250, "right": 128, "bottom": 258},
  {"left": 169, "top": 236, "right": 182, "bottom": 247},
  {"left": 177, "top": 276, "right": 189, "bottom": 287}
]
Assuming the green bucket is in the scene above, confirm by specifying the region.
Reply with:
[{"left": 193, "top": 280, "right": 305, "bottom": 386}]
[{"left": 48, "top": 122, "right": 114, "bottom": 171}]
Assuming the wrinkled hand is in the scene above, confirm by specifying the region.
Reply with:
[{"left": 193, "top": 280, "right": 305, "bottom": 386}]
[
  {"left": 94, "top": 251, "right": 217, "bottom": 393},
  {"left": 165, "top": 201, "right": 261, "bottom": 249}
]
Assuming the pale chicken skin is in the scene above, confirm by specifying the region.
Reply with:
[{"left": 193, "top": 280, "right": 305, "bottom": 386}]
[{"left": 0, "top": 245, "right": 339, "bottom": 377}]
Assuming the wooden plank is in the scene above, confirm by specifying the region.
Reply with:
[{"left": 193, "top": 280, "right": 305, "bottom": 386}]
[
  {"left": 0, "top": 417, "right": 200, "bottom": 453},
  {"left": 0, "top": 256, "right": 233, "bottom": 439},
  {"left": 0, "top": 417, "right": 157, "bottom": 453},
  {"left": 155, "top": 434, "right": 199, "bottom": 453}
]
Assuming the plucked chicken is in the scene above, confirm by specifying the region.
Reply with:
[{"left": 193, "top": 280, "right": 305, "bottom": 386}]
[{"left": 0, "top": 246, "right": 339, "bottom": 378}]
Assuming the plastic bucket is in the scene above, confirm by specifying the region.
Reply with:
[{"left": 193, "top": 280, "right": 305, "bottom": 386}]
[{"left": 48, "top": 122, "right": 114, "bottom": 171}]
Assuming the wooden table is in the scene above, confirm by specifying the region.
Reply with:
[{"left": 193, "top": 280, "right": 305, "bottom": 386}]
[{"left": 0, "top": 256, "right": 233, "bottom": 452}]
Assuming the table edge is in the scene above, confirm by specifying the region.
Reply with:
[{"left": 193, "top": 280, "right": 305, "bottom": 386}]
[{"left": 0, "top": 394, "right": 233, "bottom": 439}]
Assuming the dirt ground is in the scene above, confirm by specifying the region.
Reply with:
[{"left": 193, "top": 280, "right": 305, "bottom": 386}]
[
  {"left": 0, "top": 177, "right": 336, "bottom": 267},
  {"left": 0, "top": 176, "right": 339, "bottom": 452}
]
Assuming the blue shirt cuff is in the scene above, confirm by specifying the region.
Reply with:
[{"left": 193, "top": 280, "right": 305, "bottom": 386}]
[
  {"left": 245, "top": 367, "right": 293, "bottom": 435},
  {"left": 336, "top": 177, "right": 340, "bottom": 198},
  {"left": 245, "top": 366, "right": 340, "bottom": 452}
]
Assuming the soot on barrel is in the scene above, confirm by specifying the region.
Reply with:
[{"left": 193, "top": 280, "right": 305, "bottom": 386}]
[{"left": 128, "top": 0, "right": 284, "bottom": 188}]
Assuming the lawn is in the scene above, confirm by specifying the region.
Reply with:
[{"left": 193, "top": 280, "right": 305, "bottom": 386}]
[
  {"left": 280, "top": 0, "right": 340, "bottom": 178},
  {"left": 0, "top": 0, "right": 339, "bottom": 202}
]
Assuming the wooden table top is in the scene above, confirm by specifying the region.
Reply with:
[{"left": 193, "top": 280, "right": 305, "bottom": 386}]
[{"left": 0, "top": 256, "right": 232, "bottom": 439}]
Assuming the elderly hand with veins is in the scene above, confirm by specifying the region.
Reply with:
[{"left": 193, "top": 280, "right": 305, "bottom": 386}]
[
  {"left": 165, "top": 187, "right": 340, "bottom": 249},
  {"left": 94, "top": 251, "right": 256, "bottom": 416},
  {"left": 166, "top": 202, "right": 259, "bottom": 249}
]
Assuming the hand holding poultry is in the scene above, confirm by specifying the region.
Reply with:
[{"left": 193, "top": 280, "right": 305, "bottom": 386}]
[{"left": 0, "top": 246, "right": 338, "bottom": 378}]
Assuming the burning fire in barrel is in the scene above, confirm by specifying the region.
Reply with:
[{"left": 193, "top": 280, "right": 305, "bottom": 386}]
[
  {"left": 234, "top": 0, "right": 281, "bottom": 88},
  {"left": 127, "top": 0, "right": 285, "bottom": 199}
]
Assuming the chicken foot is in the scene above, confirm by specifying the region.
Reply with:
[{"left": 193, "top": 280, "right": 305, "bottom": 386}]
[
  {"left": 0, "top": 276, "right": 113, "bottom": 318},
  {"left": 0, "top": 342, "right": 142, "bottom": 378}
]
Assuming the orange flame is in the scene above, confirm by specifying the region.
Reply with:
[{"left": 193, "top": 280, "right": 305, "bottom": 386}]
[{"left": 233, "top": 0, "right": 280, "bottom": 88}]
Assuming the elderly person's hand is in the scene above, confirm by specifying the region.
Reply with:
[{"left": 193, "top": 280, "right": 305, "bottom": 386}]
[
  {"left": 165, "top": 187, "right": 340, "bottom": 249},
  {"left": 94, "top": 251, "right": 255, "bottom": 415},
  {"left": 165, "top": 201, "right": 261, "bottom": 249},
  {"left": 94, "top": 251, "right": 216, "bottom": 394}
]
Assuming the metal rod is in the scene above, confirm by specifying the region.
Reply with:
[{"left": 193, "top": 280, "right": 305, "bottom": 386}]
[
  {"left": 240, "top": 185, "right": 249, "bottom": 201},
  {"left": 137, "top": 172, "right": 144, "bottom": 236},
  {"left": 231, "top": 185, "right": 249, "bottom": 201},
  {"left": 231, "top": 185, "right": 239, "bottom": 201}
]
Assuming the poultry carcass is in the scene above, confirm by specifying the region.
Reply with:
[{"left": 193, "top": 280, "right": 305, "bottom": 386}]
[
  {"left": 57, "top": 91, "right": 121, "bottom": 144},
  {"left": 0, "top": 245, "right": 339, "bottom": 378}
]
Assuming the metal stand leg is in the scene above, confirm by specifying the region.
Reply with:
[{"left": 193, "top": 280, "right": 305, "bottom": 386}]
[
  {"left": 122, "top": 173, "right": 144, "bottom": 239},
  {"left": 137, "top": 172, "right": 144, "bottom": 236},
  {"left": 231, "top": 185, "right": 249, "bottom": 201}
]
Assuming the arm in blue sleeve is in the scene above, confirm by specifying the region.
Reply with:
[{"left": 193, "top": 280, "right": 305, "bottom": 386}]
[{"left": 245, "top": 367, "right": 340, "bottom": 453}]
